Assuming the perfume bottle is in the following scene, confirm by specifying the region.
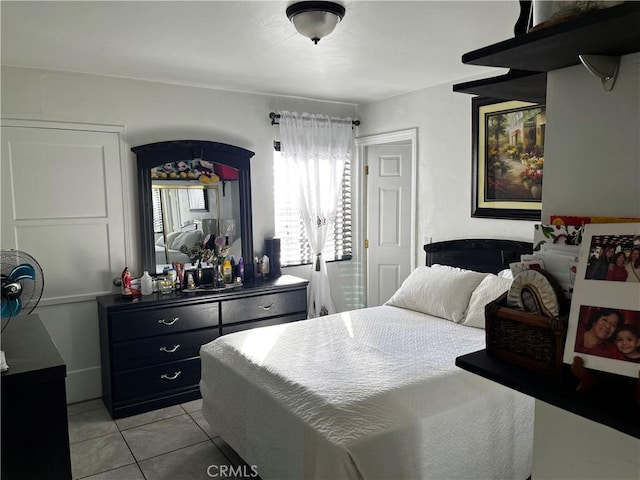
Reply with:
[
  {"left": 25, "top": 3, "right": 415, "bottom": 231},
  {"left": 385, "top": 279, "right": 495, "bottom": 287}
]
[{"left": 222, "top": 258, "right": 233, "bottom": 284}]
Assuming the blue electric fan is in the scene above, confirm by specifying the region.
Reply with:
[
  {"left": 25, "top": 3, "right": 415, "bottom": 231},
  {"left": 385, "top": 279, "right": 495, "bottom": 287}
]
[{"left": 1, "top": 250, "right": 44, "bottom": 332}]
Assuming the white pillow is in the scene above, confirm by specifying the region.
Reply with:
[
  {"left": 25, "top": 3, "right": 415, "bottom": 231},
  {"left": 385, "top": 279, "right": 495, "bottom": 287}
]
[
  {"left": 430, "top": 264, "right": 473, "bottom": 273},
  {"left": 498, "top": 268, "right": 514, "bottom": 279},
  {"left": 164, "top": 231, "right": 182, "bottom": 249},
  {"left": 167, "top": 232, "right": 187, "bottom": 250},
  {"left": 463, "top": 274, "right": 513, "bottom": 329},
  {"left": 166, "top": 230, "right": 203, "bottom": 250},
  {"left": 385, "top": 266, "right": 487, "bottom": 322},
  {"left": 181, "top": 230, "right": 203, "bottom": 248}
]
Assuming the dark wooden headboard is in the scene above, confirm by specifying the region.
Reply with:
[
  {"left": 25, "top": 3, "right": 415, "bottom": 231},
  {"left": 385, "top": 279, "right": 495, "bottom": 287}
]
[{"left": 424, "top": 239, "right": 533, "bottom": 274}]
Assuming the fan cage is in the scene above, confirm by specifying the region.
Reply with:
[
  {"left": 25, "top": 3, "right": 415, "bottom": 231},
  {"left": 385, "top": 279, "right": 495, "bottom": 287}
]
[{"left": 1, "top": 250, "right": 44, "bottom": 329}]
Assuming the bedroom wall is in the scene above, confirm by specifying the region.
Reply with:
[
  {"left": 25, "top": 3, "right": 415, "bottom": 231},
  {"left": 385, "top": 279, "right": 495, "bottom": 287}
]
[
  {"left": 0, "top": 67, "right": 357, "bottom": 262},
  {"left": 534, "top": 52, "right": 640, "bottom": 480},
  {"left": 356, "top": 53, "right": 640, "bottom": 262},
  {"left": 0, "top": 67, "right": 358, "bottom": 402},
  {"left": 542, "top": 52, "right": 640, "bottom": 220},
  {"left": 355, "top": 77, "right": 535, "bottom": 267}
]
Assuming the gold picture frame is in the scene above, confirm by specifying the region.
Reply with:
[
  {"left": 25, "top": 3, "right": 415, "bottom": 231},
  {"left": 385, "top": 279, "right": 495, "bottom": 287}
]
[{"left": 472, "top": 97, "right": 546, "bottom": 220}]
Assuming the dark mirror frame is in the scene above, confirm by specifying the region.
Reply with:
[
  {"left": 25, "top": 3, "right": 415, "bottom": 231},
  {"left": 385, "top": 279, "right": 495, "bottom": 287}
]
[{"left": 132, "top": 140, "right": 255, "bottom": 281}]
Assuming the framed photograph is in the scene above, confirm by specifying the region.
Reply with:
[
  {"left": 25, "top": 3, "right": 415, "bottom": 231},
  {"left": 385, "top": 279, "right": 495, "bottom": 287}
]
[
  {"left": 472, "top": 97, "right": 546, "bottom": 220},
  {"left": 563, "top": 223, "right": 640, "bottom": 377}
]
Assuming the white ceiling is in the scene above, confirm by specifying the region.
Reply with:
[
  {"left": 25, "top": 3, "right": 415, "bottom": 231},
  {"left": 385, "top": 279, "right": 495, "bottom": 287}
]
[{"left": 1, "top": 1, "right": 519, "bottom": 105}]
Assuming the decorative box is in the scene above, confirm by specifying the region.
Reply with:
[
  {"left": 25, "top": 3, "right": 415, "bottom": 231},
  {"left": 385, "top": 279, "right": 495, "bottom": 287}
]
[
  {"left": 214, "top": 164, "right": 239, "bottom": 181},
  {"left": 485, "top": 293, "right": 568, "bottom": 376}
]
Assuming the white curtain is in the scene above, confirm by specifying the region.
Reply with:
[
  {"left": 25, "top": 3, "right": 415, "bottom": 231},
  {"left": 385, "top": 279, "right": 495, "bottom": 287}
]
[{"left": 279, "top": 111, "right": 353, "bottom": 318}]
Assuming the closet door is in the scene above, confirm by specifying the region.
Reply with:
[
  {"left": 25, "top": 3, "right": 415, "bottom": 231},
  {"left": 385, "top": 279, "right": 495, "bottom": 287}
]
[
  {"left": 1, "top": 121, "right": 127, "bottom": 402},
  {"left": 366, "top": 142, "right": 415, "bottom": 306}
]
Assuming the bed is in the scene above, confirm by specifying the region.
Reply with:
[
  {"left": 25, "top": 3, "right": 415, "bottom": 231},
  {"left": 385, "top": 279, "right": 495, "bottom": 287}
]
[
  {"left": 200, "top": 239, "right": 534, "bottom": 480},
  {"left": 154, "top": 230, "right": 204, "bottom": 264}
]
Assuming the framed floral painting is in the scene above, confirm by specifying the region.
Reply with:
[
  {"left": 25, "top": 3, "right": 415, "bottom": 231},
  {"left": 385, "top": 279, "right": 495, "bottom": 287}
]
[{"left": 472, "top": 97, "right": 546, "bottom": 220}]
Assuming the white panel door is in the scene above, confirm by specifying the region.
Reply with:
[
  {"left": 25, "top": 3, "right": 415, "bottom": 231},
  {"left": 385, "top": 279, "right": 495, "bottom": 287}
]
[
  {"left": 366, "top": 143, "right": 414, "bottom": 306},
  {"left": 1, "top": 121, "right": 127, "bottom": 402}
]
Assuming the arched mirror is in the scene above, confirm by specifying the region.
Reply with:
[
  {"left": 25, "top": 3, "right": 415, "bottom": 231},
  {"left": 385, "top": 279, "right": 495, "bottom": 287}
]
[{"left": 132, "top": 140, "right": 254, "bottom": 281}]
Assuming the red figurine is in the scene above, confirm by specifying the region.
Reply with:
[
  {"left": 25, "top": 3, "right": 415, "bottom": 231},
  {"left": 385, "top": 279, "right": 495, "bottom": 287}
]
[
  {"left": 121, "top": 267, "right": 140, "bottom": 297},
  {"left": 122, "top": 267, "right": 133, "bottom": 296}
]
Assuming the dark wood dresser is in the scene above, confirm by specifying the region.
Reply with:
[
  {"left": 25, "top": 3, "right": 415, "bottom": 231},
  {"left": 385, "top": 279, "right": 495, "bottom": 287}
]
[
  {"left": 1, "top": 314, "right": 72, "bottom": 480},
  {"left": 97, "top": 275, "right": 308, "bottom": 418}
]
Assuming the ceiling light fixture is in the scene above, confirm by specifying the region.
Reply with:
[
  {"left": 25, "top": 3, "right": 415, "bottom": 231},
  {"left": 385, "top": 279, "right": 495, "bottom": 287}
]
[{"left": 286, "top": 1, "right": 345, "bottom": 44}]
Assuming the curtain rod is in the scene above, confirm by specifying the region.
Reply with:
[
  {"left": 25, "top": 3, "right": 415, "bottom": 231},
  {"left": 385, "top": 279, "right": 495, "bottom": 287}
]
[{"left": 269, "top": 112, "right": 360, "bottom": 127}]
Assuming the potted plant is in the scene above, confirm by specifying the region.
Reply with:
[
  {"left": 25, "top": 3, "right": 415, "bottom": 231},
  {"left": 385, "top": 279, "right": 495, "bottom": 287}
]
[{"left": 520, "top": 166, "right": 543, "bottom": 198}]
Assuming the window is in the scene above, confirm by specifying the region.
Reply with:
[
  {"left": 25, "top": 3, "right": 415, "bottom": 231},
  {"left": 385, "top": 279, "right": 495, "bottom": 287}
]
[
  {"left": 274, "top": 151, "right": 352, "bottom": 266},
  {"left": 152, "top": 187, "right": 163, "bottom": 233},
  {"left": 187, "top": 188, "right": 208, "bottom": 211}
]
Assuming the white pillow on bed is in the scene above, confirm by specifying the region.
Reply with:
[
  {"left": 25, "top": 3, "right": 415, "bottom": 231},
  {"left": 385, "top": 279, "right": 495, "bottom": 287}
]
[
  {"left": 385, "top": 266, "right": 487, "bottom": 322},
  {"left": 498, "top": 268, "right": 514, "bottom": 279},
  {"left": 462, "top": 274, "right": 513, "bottom": 329},
  {"left": 430, "top": 264, "right": 472, "bottom": 273}
]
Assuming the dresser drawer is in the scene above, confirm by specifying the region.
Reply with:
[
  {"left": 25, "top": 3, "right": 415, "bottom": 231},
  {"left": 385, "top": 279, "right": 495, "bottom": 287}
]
[
  {"left": 221, "top": 312, "right": 307, "bottom": 335},
  {"left": 110, "top": 303, "right": 219, "bottom": 341},
  {"left": 112, "top": 358, "right": 201, "bottom": 400},
  {"left": 111, "top": 327, "right": 219, "bottom": 371},
  {"left": 221, "top": 289, "right": 307, "bottom": 325}
]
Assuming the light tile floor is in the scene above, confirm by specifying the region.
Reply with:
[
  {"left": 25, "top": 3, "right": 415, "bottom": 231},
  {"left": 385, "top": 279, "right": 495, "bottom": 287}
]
[{"left": 67, "top": 398, "right": 258, "bottom": 480}]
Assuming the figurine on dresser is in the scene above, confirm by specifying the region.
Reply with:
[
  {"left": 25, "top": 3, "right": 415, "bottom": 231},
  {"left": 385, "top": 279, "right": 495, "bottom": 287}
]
[
  {"left": 121, "top": 267, "right": 140, "bottom": 297},
  {"left": 121, "top": 267, "right": 132, "bottom": 296}
]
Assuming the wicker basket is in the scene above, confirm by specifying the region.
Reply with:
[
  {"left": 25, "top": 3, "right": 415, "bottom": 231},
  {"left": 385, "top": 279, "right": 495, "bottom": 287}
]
[{"left": 485, "top": 293, "right": 568, "bottom": 376}]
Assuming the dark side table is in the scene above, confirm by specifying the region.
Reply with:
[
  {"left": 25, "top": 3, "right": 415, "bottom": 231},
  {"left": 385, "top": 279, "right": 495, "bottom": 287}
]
[{"left": 1, "top": 314, "right": 72, "bottom": 479}]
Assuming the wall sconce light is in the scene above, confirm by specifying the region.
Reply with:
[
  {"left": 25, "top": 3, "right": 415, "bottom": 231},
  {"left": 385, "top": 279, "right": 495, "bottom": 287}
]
[
  {"left": 286, "top": 1, "right": 345, "bottom": 44},
  {"left": 578, "top": 54, "right": 620, "bottom": 92}
]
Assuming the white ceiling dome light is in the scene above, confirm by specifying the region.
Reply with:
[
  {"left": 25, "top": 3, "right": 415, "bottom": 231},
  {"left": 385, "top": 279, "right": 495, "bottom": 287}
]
[{"left": 286, "top": 1, "right": 346, "bottom": 44}]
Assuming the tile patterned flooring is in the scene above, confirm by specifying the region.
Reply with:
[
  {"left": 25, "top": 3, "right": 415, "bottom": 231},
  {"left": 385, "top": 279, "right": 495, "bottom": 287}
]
[{"left": 68, "top": 398, "right": 256, "bottom": 480}]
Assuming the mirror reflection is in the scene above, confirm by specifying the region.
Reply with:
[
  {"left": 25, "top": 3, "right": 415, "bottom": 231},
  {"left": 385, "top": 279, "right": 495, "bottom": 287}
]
[
  {"left": 150, "top": 160, "right": 242, "bottom": 271},
  {"left": 133, "top": 139, "right": 255, "bottom": 280}
]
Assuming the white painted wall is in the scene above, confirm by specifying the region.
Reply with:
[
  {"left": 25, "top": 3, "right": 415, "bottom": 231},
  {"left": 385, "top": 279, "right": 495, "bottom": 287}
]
[
  {"left": 533, "top": 401, "right": 639, "bottom": 480},
  {"left": 356, "top": 53, "right": 640, "bottom": 264},
  {"left": 356, "top": 77, "right": 536, "bottom": 268},
  {"left": 542, "top": 53, "right": 640, "bottom": 220},
  {"left": 1, "top": 67, "right": 357, "bottom": 269},
  {"left": 535, "top": 52, "right": 640, "bottom": 479},
  {"left": 0, "top": 68, "right": 362, "bottom": 312}
]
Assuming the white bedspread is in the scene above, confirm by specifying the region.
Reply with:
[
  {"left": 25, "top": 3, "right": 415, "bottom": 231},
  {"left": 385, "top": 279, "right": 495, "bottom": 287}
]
[{"left": 200, "top": 305, "right": 533, "bottom": 480}]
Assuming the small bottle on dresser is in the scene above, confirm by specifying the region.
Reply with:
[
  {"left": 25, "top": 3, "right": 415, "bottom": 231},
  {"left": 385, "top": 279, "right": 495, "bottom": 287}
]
[{"left": 141, "top": 271, "right": 153, "bottom": 295}]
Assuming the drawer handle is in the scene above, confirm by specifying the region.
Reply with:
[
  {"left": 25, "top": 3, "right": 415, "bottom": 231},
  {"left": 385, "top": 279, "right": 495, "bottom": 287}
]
[
  {"left": 158, "top": 317, "right": 179, "bottom": 326},
  {"left": 259, "top": 303, "right": 275, "bottom": 310},
  {"left": 160, "top": 371, "right": 182, "bottom": 381},
  {"left": 159, "top": 344, "right": 180, "bottom": 353}
]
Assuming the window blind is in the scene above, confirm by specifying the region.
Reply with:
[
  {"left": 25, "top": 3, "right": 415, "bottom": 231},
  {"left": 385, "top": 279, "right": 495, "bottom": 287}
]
[
  {"left": 152, "top": 188, "right": 163, "bottom": 233},
  {"left": 274, "top": 152, "right": 352, "bottom": 266}
]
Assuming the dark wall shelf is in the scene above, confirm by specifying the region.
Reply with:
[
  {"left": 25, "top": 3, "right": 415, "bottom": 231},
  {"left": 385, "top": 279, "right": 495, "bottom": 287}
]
[
  {"left": 452, "top": 70, "right": 546, "bottom": 104},
  {"left": 456, "top": 350, "right": 640, "bottom": 440},
  {"left": 463, "top": 3, "right": 640, "bottom": 71},
  {"left": 453, "top": 2, "right": 640, "bottom": 101}
]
